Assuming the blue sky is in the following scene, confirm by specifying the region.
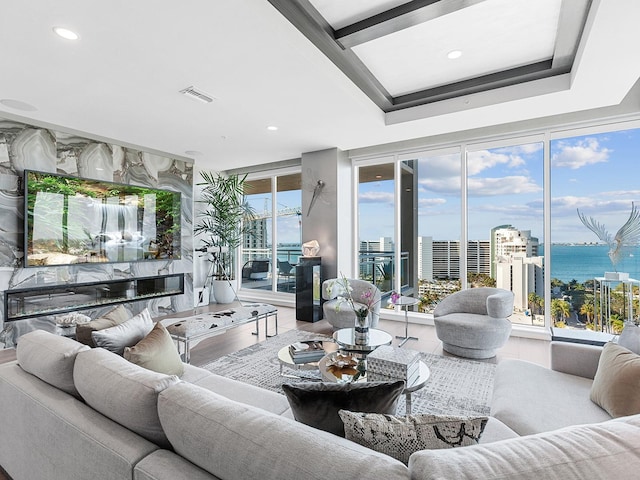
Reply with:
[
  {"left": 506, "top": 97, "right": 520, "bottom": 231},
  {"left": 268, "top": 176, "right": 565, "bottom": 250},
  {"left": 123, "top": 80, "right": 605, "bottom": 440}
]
[
  {"left": 246, "top": 189, "right": 302, "bottom": 245},
  {"left": 358, "top": 127, "right": 640, "bottom": 244}
]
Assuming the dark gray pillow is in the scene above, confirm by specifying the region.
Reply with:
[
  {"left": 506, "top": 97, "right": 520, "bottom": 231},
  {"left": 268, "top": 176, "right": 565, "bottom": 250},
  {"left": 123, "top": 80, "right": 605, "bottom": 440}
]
[{"left": 282, "top": 380, "right": 405, "bottom": 437}]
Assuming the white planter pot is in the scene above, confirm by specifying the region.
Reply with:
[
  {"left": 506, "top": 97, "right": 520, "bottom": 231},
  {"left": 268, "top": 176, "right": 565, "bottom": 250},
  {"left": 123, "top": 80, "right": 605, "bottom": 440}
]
[{"left": 212, "top": 279, "right": 237, "bottom": 304}]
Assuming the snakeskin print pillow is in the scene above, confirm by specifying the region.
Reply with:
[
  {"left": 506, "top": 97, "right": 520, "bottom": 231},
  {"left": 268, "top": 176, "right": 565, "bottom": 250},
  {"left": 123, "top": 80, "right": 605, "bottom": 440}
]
[{"left": 339, "top": 411, "right": 488, "bottom": 464}]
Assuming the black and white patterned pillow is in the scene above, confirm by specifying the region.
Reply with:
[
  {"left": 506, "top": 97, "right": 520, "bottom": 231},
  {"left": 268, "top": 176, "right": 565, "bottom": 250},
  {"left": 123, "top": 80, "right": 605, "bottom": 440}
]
[{"left": 338, "top": 410, "right": 488, "bottom": 465}]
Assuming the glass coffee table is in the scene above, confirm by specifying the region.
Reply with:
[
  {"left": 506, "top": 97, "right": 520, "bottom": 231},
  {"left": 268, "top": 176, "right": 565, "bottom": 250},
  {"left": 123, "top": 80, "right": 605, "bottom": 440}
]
[{"left": 277, "top": 341, "right": 338, "bottom": 378}]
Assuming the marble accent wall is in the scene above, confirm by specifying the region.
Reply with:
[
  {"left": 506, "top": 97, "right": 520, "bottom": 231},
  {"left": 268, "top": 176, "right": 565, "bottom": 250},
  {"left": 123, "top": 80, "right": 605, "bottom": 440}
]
[{"left": 0, "top": 119, "right": 193, "bottom": 347}]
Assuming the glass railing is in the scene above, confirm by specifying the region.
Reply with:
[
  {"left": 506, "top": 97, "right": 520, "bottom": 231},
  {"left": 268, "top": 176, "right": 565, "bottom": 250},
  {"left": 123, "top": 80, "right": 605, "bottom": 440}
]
[{"left": 358, "top": 250, "right": 409, "bottom": 295}]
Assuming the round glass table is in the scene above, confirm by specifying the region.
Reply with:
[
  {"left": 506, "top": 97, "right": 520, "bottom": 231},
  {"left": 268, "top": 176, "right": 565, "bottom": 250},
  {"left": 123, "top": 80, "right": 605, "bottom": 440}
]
[{"left": 332, "top": 328, "right": 393, "bottom": 353}]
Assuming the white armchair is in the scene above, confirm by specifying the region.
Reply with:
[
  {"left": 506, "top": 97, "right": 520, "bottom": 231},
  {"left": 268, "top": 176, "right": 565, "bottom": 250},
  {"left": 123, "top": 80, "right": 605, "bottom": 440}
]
[
  {"left": 433, "top": 287, "right": 514, "bottom": 359},
  {"left": 322, "top": 278, "right": 381, "bottom": 331}
]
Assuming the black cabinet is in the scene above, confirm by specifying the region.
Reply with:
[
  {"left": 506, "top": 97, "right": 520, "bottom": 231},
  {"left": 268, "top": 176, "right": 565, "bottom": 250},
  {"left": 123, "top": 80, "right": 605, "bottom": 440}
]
[{"left": 295, "top": 256, "right": 322, "bottom": 322}]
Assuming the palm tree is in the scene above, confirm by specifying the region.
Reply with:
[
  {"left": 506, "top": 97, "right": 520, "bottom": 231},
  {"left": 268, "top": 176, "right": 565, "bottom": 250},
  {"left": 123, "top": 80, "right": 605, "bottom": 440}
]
[
  {"left": 551, "top": 299, "right": 571, "bottom": 326},
  {"left": 580, "top": 302, "right": 594, "bottom": 324}
]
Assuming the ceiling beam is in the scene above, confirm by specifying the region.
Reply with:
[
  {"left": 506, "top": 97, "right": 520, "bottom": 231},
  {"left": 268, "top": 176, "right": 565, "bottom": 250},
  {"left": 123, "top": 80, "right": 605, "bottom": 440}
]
[
  {"left": 266, "top": 0, "right": 394, "bottom": 110},
  {"left": 335, "top": 0, "right": 490, "bottom": 49},
  {"left": 552, "top": 0, "right": 592, "bottom": 69}
]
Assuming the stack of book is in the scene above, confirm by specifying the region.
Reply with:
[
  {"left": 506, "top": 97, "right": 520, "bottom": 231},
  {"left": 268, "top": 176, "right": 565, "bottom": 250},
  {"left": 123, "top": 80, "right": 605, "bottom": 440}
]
[
  {"left": 366, "top": 345, "right": 420, "bottom": 386},
  {"left": 288, "top": 340, "right": 326, "bottom": 364}
]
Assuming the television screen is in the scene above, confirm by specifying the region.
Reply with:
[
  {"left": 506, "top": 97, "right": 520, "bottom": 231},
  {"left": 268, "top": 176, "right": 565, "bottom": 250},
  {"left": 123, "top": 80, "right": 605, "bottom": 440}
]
[{"left": 24, "top": 170, "right": 181, "bottom": 267}]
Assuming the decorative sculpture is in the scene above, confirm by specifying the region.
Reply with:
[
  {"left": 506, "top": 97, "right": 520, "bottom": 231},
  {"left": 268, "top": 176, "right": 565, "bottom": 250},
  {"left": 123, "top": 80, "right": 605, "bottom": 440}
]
[
  {"left": 577, "top": 202, "right": 640, "bottom": 270},
  {"left": 302, "top": 239, "right": 320, "bottom": 257}
]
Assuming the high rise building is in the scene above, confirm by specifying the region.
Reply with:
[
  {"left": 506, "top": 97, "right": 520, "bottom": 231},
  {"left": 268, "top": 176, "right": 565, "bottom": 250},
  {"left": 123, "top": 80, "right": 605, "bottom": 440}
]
[
  {"left": 490, "top": 225, "right": 539, "bottom": 278},
  {"left": 496, "top": 253, "right": 544, "bottom": 312}
]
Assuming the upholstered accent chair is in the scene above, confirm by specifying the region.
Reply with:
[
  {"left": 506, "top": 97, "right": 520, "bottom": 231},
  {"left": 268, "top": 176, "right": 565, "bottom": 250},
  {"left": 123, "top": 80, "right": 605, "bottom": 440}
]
[
  {"left": 322, "top": 278, "right": 381, "bottom": 331},
  {"left": 433, "top": 287, "right": 514, "bottom": 359}
]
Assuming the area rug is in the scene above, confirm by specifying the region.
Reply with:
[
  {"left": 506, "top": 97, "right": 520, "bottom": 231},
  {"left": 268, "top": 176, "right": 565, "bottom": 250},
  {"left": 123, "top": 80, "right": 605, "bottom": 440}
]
[{"left": 200, "top": 329, "right": 495, "bottom": 416}]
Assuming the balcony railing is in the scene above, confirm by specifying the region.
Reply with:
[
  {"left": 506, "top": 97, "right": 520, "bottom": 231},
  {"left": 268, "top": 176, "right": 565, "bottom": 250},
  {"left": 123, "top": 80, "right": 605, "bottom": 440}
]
[{"left": 358, "top": 250, "right": 409, "bottom": 294}]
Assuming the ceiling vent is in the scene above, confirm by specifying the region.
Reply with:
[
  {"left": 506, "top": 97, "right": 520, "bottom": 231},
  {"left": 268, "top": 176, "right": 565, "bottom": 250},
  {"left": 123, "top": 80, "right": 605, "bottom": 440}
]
[{"left": 179, "top": 86, "right": 215, "bottom": 103}]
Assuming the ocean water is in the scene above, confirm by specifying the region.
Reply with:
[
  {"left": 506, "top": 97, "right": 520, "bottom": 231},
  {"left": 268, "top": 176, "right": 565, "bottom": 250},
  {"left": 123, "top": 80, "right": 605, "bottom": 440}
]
[{"left": 542, "top": 244, "right": 640, "bottom": 283}]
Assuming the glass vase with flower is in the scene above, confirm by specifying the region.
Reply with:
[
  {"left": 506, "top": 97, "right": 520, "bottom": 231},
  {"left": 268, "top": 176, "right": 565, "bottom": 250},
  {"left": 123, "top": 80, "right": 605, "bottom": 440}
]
[{"left": 328, "top": 274, "right": 382, "bottom": 345}]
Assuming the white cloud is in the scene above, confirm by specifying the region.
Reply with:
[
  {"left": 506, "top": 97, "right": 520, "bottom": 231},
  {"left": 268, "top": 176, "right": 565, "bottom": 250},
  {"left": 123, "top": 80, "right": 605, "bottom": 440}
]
[
  {"left": 359, "top": 191, "right": 394, "bottom": 204},
  {"left": 418, "top": 197, "right": 446, "bottom": 208},
  {"left": 468, "top": 176, "right": 542, "bottom": 196},
  {"left": 551, "top": 138, "right": 611, "bottom": 169},
  {"left": 419, "top": 176, "right": 460, "bottom": 194}
]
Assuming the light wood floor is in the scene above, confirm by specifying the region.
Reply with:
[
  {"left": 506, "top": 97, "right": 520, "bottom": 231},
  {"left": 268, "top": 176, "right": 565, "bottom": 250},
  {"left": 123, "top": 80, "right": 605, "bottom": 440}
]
[
  {"left": 183, "top": 302, "right": 551, "bottom": 368},
  {"left": 0, "top": 302, "right": 551, "bottom": 368}
]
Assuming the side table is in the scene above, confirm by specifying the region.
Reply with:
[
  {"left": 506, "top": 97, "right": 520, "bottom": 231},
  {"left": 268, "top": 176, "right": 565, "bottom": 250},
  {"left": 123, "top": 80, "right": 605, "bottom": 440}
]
[
  {"left": 332, "top": 328, "right": 393, "bottom": 353},
  {"left": 393, "top": 296, "right": 420, "bottom": 347}
]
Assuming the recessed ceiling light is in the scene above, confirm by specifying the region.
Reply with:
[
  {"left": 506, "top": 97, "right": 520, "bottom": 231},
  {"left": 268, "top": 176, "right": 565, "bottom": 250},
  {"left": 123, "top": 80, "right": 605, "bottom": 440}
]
[
  {"left": 447, "top": 50, "right": 462, "bottom": 60},
  {"left": 266, "top": 126, "right": 279, "bottom": 131},
  {"left": 0, "top": 99, "right": 37, "bottom": 111},
  {"left": 375, "top": 175, "right": 382, "bottom": 179},
  {"left": 53, "top": 26, "right": 79, "bottom": 40}
]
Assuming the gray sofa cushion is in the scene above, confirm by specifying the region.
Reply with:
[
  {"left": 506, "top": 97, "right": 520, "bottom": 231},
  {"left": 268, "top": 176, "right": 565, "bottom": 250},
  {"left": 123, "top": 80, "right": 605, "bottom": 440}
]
[
  {"left": 16, "top": 329, "right": 89, "bottom": 397},
  {"left": 134, "top": 450, "right": 217, "bottom": 480},
  {"left": 74, "top": 347, "right": 180, "bottom": 448},
  {"left": 491, "top": 359, "right": 610, "bottom": 435},
  {"left": 0, "top": 361, "right": 158, "bottom": 480},
  {"left": 409, "top": 414, "right": 640, "bottom": 480},
  {"left": 191, "top": 369, "right": 291, "bottom": 415},
  {"left": 158, "top": 382, "right": 410, "bottom": 480}
]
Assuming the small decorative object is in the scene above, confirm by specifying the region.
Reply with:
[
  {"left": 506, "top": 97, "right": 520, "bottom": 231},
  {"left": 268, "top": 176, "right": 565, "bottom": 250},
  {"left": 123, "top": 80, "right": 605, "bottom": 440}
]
[
  {"left": 326, "top": 353, "right": 359, "bottom": 379},
  {"left": 55, "top": 312, "right": 91, "bottom": 326},
  {"left": 354, "top": 311, "right": 371, "bottom": 345},
  {"left": 578, "top": 202, "right": 640, "bottom": 270},
  {"left": 302, "top": 239, "right": 320, "bottom": 257},
  {"left": 367, "top": 345, "right": 421, "bottom": 384},
  {"left": 307, "top": 180, "right": 325, "bottom": 216}
]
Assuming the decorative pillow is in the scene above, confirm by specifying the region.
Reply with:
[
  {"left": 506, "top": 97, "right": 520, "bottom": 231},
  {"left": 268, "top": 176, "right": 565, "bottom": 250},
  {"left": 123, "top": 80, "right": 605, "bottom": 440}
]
[
  {"left": 590, "top": 342, "right": 640, "bottom": 417},
  {"left": 73, "top": 347, "right": 180, "bottom": 449},
  {"left": 282, "top": 380, "right": 405, "bottom": 437},
  {"left": 16, "top": 329, "right": 89, "bottom": 397},
  {"left": 75, "top": 304, "right": 131, "bottom": 346},
  {"left": 124, "top": 322, "right": 184, "bottom": 376},
  {"left": 91, "top": 308, "right": 154, "bottom": 355},
  {"left": 339, "top": 411, "right": 488, "bottom": 464},
  {"left": 618, "top": 323, "right": 640, "bottom": 354}
]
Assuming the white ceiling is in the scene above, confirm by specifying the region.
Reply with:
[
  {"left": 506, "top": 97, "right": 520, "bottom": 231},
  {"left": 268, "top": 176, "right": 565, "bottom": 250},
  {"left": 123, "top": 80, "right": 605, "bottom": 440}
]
[{"left": 0, "top": 0, "right": 639, "bottom": 172}]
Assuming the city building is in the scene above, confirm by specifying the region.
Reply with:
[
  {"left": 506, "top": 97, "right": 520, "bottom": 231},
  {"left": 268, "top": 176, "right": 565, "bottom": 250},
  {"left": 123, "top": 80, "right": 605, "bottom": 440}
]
[{"left": 491, "top": 226, "right": 540, "bottom": 278}]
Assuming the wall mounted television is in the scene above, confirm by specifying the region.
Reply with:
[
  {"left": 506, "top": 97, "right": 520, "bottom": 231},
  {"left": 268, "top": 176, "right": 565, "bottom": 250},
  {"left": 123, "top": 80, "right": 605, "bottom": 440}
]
[{"left": 24, "top": 170, "right": 181, "bottom": 267}]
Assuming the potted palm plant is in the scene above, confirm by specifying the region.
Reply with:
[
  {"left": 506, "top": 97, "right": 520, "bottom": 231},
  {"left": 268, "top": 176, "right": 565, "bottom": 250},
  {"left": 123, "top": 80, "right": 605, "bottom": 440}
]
[{"left": 194, "top": 171, "right": 255, "bottom": 304}]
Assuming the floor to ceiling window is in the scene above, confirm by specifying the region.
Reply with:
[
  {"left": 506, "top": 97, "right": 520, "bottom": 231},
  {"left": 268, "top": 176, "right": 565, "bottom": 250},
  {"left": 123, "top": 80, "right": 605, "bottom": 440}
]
[
  {"left": 240, "top": 171, "right": 302, "bottom": 295},
  {"left": 466, "top": 138, "right": 544, "bottom": 326},
  {"left": 357, "top": 162, "right": 396, "bottom": 294},
  {"left": 550, "top": 126, "right": 640, "bottom": 334},
  {"left": 353, "top": 119, "right": 640, "bottom": 331},
  {"left": 401, "top": 149, "right": 462, "bottom": 313}
]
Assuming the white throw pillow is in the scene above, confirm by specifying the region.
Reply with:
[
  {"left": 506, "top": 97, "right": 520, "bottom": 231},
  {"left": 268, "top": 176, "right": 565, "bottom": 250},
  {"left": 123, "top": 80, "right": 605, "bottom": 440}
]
[
  {"left": 91, "top": 308, "right": 154, "bottom": 355},
  {"left": 618, "top": 322, "right": 640, "bottom": 354}
]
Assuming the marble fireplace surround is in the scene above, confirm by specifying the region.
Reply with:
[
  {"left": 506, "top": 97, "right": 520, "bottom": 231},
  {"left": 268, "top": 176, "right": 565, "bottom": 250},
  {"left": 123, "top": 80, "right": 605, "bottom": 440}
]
[{"left": 0, "top": 118, "right": 194, "bottom": 347}]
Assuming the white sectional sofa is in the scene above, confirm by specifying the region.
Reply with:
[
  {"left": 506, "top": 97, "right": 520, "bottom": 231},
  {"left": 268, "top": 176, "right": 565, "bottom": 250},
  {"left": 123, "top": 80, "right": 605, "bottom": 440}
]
[{"left": 1, "top": 332, "right": 639, "bottom": 480}]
